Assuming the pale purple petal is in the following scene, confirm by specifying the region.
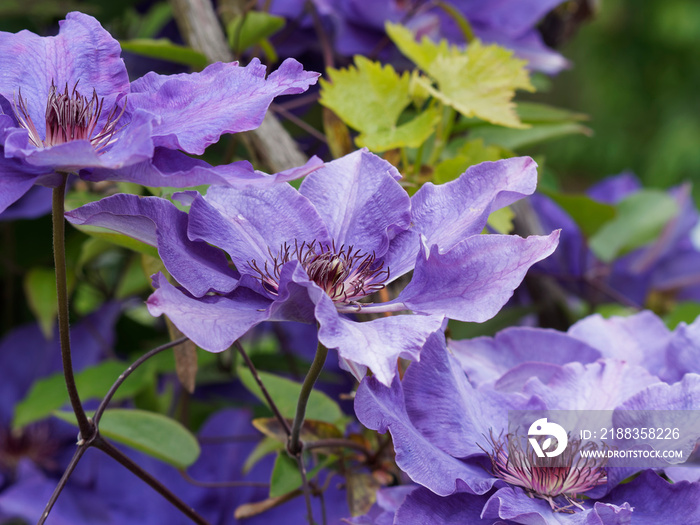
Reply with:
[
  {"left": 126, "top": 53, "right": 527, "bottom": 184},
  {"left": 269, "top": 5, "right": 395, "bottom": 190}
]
[
  {"left": 449, "top": 327, "right": 601, "bottom": 387},
  {"left": 0, "top": 185, "right": 51, "bottom": 220},
  {"left": 299, "top": 149, "right": 410, "bottom": 256},
  {"left": 187, "top": 183, "right": 329, "bottom": 273},
  {"left": 0, "top": 12, "right": 129, "bottom": 130},
  {"left": 601, "top": 470, "right": 700, "bottom": 524},
  {"left": 402, "top": 331, "right": 544, "bottom": 458},
  {"left": 394, "top": 488, "right": 495, "bottom": 525},
  {"left": 314, "top": 292, "right": 444, "bottom": 385},
  {"left": 567, "top": 312, "right": 671, "bottom": 379},
  {"left": 613, "top": 374, "right": 700, "bottom": 466},
  {"left": 522, "top": 360, "right": 659, "bottom": 412},
  {"left": 481, "top": 486, "right": 632, "bottom": 525},
  {"left": 129, "top": 58, "right": 320, "bottom": 154},
  {"left": 399, "top": 231, "right": 560, "bottom": 322},
  {"left": 354, "top": 374, "right": 499, "bottom": 496},
  {"left": 66, "top": 194, "right": 237, "bottom": 297},
  {"left": 84, "top": 147, "right": 256, "bottom": 187},
  {"left": 411, "top": 157, "right": 539, "bottom": 252},
  {"left": 146, "top": 273, "right": 271, "bottom": 352},
  {"left": 0, "top": 157, "right": 47, "bottom": 214},
  {"left": 665, "top": 319, "right": 700, "bottom": 381}
]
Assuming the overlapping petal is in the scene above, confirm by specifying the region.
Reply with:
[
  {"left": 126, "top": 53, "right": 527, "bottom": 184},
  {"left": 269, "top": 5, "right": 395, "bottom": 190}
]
[
  {"left": 65, "top": 193, "right": 237, "bottom": 297},
  {"left": 411, "top": 157, "right": 539, "bottom": 252},
  {"left": 398, "top": 230, "right": 560, "bottom": 322},
  {"left": 128, "top": 58, "right": 320, "bottom": 155}
]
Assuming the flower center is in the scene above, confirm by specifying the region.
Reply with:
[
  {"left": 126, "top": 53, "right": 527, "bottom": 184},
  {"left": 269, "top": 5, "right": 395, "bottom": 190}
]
[
  {"left": 250, "top": 240, "right": 390, "bottom": 304},
  {"left": 483, "top": 431, "right": 608, "bottom": 513},
  {"left": 13, "top": 80, "right": 126, "bottom": 150},
  {"left": 0, "top": 423, "right": 58, "bottom": 473}
]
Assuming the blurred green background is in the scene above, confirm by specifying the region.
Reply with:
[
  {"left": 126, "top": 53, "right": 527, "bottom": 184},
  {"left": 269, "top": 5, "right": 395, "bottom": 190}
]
[{"left": 533, "top": 0, "right": 700, "bottom": 199}]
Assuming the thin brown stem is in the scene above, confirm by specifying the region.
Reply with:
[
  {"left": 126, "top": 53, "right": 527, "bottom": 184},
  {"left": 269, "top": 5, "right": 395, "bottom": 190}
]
[
  {"left": 52, "top": 174, "right": 92, "bottom": 440},
  {"left": 93, "top": 336, "right": 189, "bottom": 426},
  {"left": 94, "top": 437, "right": 210, "bottom": 525},
  {"left": 37, "top": 444, "right": 89, "bottom": 524},
  {"left": 234, "top": 340, "right": 292, "bottom": 436}
]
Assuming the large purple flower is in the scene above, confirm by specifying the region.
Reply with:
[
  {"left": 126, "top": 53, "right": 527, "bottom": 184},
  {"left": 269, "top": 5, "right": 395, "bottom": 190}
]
[
  {"left": 355, "top": 326, "right": 700, "bottom": 523},
  {"left": 0, "top": 12, "right": 320, "bottom": 214},
  {"left": 67, "top": 150, "right": 559, "bottom": 385}
]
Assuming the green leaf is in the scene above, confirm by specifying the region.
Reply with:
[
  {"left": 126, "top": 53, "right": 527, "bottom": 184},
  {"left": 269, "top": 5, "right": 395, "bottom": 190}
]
[
  {"left": 14, "top": 360, "right": 156, "bottom": 430},
  {"left": 541, "top": 190, "right": 617, "bottom": 238},
  {"left": 386, "top": 23, "right": 533, "bottom": 128},
  {"left": 664, "top": 302, "right": 700, "bottom": 330},
  {"left": 319, "top": 56, "right": 438, "bottom": 152},
  {"left": 515, "top": 102, "right": 589, "bottom": 123},
  {"left": 268, "top": 451, "right": 330, "bottom": 498},
  {"left": 467, "top": 121, "right": 592, "bottom": 150},
  {"left": 23, "top": 267, "right": 59, "bottom": 339},
  {"left": 226, "top": 11, "right": 285, "bottom": 53},
  {"left": 54, "top": 409, "right": 200, "bottom": 468},
  {"left": 269, "top": 452, "right": 301, "bottom": 498},
  {"left": 434, "top": 139, "right": 511, "bottom": 184},
  {"left": 487, "top": 207, "right": 515, "bottom": 234},
  {"left": 243, "top": 436, "right": 283, "bottom": 474},
  {"left": 237, "top": 367, "right": 344, "bottom": 424},
  {"left": 589, "top": 190, "right": 678, "bottom": 263},
  {"left": 120, "top": 39, "right": 209, "bottom": 69},
  {"left": 356, "top": 108, "right": 440, "bottom": 151}
]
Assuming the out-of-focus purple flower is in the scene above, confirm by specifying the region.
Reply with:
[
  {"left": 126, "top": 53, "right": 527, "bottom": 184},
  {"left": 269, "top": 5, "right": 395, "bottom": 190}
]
[
  {"left": 67, "top": 151, "right": 559, "bottom": 386},
  {"left": 354, "top": 325, "right": 700, "bottom": 522},
  {"left": 0, "top": 12, "right": 320, "bottom": 214},
  {"left": 530, "top": 172, "right": 700, "bottom": 309},
  {"left": 265, "top": 0, "right": 569, "bottom": 73},
  {"left": 0, "top": 303, "right": 121, "bottom": 522}
]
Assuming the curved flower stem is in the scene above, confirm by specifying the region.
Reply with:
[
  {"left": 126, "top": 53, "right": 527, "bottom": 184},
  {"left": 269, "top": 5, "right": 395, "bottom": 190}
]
[
  {"left": 288, "top": 341, "right": 328, "bottom": 456},
  {"left": 94, "top": 436, "right": 210, "bottom": 525},
  {"left": 234, "top": 340, "right": 292, "bottom": 436},
  {"left": 52, "top": 173, "right": 92, "bottom": 441},
  {"left": 37, "top": 444, "right": 89, "bottom": 524},
  {"left": 288, "top": 340, "right": 328, "bottom": 525},
  {"left": 93, "top": 335, "right": 189, "bottom": 426}
]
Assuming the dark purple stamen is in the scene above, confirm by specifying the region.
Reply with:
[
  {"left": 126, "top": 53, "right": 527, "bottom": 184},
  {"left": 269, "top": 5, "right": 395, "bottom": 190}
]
[
  {"left": 0, "top": 423, "right": 58, "bottom": 473},
  {"left": 250, "top": 240, "right": 390, "bottom": 304},
  {"left": 13, "top": 80, "right": 126, "bottom": 151}
]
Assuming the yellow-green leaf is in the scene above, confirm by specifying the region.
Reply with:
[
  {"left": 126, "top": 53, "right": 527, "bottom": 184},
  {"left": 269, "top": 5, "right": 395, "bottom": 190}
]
[
  {"left": 387, "top": 23, "right": 534, "bottom": 128},
  {"left": 319, "top": 56, "right": 438, "bottom": 152}
]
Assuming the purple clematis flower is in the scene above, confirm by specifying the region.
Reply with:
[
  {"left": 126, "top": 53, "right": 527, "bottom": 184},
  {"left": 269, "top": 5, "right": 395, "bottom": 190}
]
[
  {"left": 357, "top": 471, "right": 699, "bottom": 525},
  {"left": 66, "top": 150, "right": 559, "bottom": 385},
  {"left": 265, "top": 0, "right": 569, "bottom": 73},
  {"left": 0, "top": 12, "right": 320, "bottom": 214},
  {"left": 529, "top": 172, "right": 700, "bottom": 309},
  {"left": 355, "top": 325, "right": 700, "bottom": 522},
  {"left": 0, "top": 303, "right": 122, "bottom": 523}
]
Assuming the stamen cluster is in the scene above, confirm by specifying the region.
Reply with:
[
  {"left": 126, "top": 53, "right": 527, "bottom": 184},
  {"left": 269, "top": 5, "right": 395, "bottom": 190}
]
[
  {"left": 484, "top": 431, "right": 608, "bottom": 513},
  {"left": 0, "top": 424, "right": 58, "bottom": 472},
  {"left": 13, "top": 81, "right": 125, "bottom": 151},
  {"left": 250, "top": 240, "right": 390, "bottom": 304}
]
